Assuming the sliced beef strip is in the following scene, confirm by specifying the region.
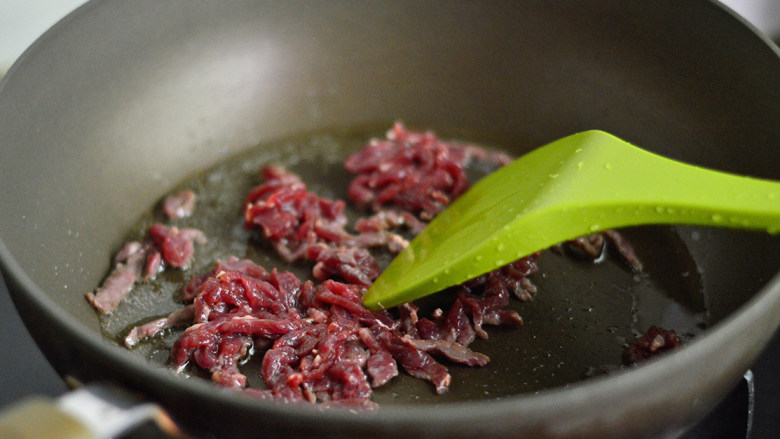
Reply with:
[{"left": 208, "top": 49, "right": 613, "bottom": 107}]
[
  {"left": 87, "top": 224, "right": 206, "bottom": 315},
  {"left": 116, "top": 124, "right": 648, "bottom": 408},
  {"left": 628, "top": 325, "right": 681, "bottom": 363},
  {"left": 162, "top": 189, "right": 197, "bottom": 220}
]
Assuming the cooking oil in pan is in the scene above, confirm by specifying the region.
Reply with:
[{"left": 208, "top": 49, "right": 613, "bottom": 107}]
[{"left": 96, "top": 126, "right": 706, "bottom": 404}]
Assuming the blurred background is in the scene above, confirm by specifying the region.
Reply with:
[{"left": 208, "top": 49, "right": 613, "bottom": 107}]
[{"left": 1, "top": 0, "right": 779, "bottom": 72}]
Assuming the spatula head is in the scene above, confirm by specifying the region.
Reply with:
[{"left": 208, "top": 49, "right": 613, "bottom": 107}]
[{"left": 363, "top": 130, "right": 780, "bottom": 310}]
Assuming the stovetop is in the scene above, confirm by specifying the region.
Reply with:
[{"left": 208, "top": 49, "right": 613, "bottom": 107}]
[{"left": 1, "top": 274, "right": 778, "bottom": 438}]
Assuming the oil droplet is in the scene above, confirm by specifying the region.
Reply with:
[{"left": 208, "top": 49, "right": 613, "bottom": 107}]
[
  {"left": 475, "top": 255, "right": 483, "bottom": 261},
  {"left": 444, "top": 268, "right": 451, "bottom": 275},
  {"left": 549, "top": 173, "right": 559, "bottom": 179},
  {"left": 589, "top": 224, "right": 600, "bottom": 232},
  {"left": 655, "top": 206, "right": 665, "bottom": 214},
  {"left": 432, "top": 277, "right": 439, "bottom": 284},
  {"left": 604, "top": 163, "right": 612, "bottom": 170},
  {"left": 711, "top": 214, "right": 724, "bottom": 222},
  {"left": 496, "top": 243, "right": 505, "bottom": 251},
  {"left": 577, "top": 161, "right": 585, "bottom": 170}
]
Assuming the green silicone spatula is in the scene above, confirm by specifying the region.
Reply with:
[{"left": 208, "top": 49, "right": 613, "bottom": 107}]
[{"left": 362, "top": 130, "right": 780, "bottom": 310}]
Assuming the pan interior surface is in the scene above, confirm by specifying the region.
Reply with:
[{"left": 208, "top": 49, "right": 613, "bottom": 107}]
[{"left": 97, "top": 126, "right": 707, "bottom": 404}]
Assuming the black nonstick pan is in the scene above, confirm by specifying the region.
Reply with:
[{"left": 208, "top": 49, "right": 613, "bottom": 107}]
[{"left": 1, "top": 1, "right": 779, "bottom": 438}]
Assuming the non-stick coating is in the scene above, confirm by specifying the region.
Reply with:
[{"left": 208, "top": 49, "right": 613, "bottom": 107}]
[
  {"left": 94, "top": 129, "right": 706, "bottom": 404},
  {"left": 1, "top": 1, "right": 779, "bottom": 438}
]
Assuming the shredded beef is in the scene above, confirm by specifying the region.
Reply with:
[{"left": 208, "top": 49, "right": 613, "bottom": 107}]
[
  {"left": 243, "top": 165, "right": 387, "bottom": 286},
  {"left": 602, "top": 230, "right": 643, "bottom": 271},
  {"left": 244, "top": 165, "right": 350, "bottom": 262},
  {"left": 162, "top": 258, "right": 494, "bottom": 404},
  {"left": 355, "top": 209, "right": 426, "bottom": 236},
  {"left": 124, "top": 252, "right": 539, "bottom": 406},
  {"left": 408, "top": 339, "right": 489, "bottom": 367},
  {"left": 306, "top": 244, "right": 379, "bottom": 287},
  {"left": 147, "top": 224, "right": 206, "bottom": 269},
  {"left": 162, "top": 190, "right": 197, "bottom": 220},
  {"left": 86, "top": 242, "right": 147, "bottom": 314},
  {"left": 124, "top": 304, "right": 195, "bottom": 348},
  {"left": 628, "top": 326, "right": 681, "bottom": 362},
  {"left": 118, "top": 128, "right": 553, "bottom": 405},
  {"left": 344, "top": 122, "right": 510, "bottom": 220},
  {"left": 243, "top": 165, "right": 434, "bottom": 286},
  {"left": 554, "top": 230, "right": 642, "bottom": 272},
  {"left": 107, "top": 123, "right": 652, "bottom": 408},
  {"left": 87, "top": 224, "right": 206, "bottom": 314}
]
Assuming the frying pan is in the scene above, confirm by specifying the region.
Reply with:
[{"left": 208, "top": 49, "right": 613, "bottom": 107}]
[{"left": 1, "top": 1, "right": 779, "bottom": 438}]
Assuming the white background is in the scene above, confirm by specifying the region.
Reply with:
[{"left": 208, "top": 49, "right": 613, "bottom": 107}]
[
  {"left": 0, "top": 0, "right": 88, "bottom": 72},
  {"left": 0, "top": 0, "right": 779, "bottom": 73}
]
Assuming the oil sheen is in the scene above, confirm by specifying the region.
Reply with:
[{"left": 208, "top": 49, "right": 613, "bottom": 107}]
[{"left": 97, "top": 127, "right": 706, "bottom": 404}]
